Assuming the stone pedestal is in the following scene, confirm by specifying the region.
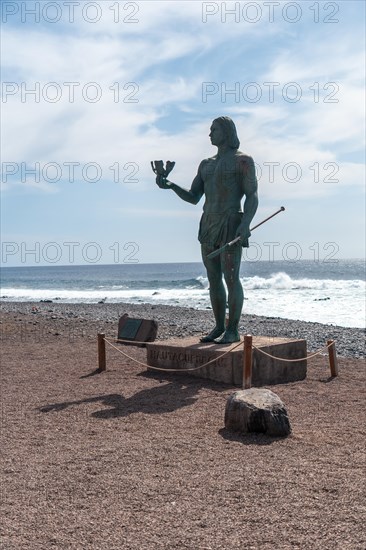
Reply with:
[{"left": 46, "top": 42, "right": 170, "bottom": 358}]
[
  {"left": 146, "top": 336, "right": 307, "bottom": 387},
  {"left": 225, "top": 389, "right": 291, "bottom": 436}
]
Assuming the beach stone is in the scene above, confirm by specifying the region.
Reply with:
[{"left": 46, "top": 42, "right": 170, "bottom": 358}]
[{"left": 225, "top": 389, "right": 291, "bottom": 436}]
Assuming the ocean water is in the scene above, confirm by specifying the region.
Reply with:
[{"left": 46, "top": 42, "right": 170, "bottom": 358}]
[{"left": 1, "top": 260, "right": 365, "bottom": 328}]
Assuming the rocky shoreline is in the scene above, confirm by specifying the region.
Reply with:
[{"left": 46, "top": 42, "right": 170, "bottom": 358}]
[{"left": 1, "top": 301, "right": 364, "bottom": 358}]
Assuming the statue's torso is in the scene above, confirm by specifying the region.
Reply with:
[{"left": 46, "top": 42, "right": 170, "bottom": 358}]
[{"left": 200, "top": 150, "right": 249, "bottom": 213}]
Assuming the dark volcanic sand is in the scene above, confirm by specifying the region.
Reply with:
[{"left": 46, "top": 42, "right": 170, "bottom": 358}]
[{"left": 1, "top": 302, "right": 365, "bottom": 549}]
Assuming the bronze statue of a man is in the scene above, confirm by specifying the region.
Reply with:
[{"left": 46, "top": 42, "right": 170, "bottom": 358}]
[{"left": 154, "top": 116, "right": 258, "bottom": 344}]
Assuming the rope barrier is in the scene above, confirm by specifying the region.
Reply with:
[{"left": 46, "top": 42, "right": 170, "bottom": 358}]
[
  {"left": 115, "top": 337, "right": 157, "bottom": 345},
  {"left": 103, "top": 337, "right": 334, "bottom": 370},
  {"left": 103, "top": 336, "right": 243, "bottom": 372},
  {"left": 252, "top": 341, "right": 334, "bottom": 362},
  {"left": 104, "top": 338, "right": 153, "bottom": 369},
  {"left": 98, "top": 334, "right": 338, "bottom": 382}
]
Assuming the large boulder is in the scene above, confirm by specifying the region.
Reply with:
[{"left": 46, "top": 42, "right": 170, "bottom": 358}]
[{"left": 225, "top": 388, "right": 291, "bottom": 437}]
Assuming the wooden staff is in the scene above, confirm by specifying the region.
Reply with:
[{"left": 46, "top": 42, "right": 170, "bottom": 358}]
[{"left": 207, "top": 207, "right": 285, "bottom": 259}]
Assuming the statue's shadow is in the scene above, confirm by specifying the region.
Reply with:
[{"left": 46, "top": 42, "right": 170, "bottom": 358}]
[{"left": 39, "top": 374, "right": 225, "bottom": 419}]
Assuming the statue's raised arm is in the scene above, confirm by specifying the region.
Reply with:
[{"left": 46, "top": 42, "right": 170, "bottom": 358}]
[{"left": 152, "top": 159, "right": 204, "bottom": 205}]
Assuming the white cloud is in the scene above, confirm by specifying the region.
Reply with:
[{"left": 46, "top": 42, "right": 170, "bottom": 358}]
[
  {"left": 1, "top": 1, "right": 365, "bottom": 260},
  {"left": 115, "top": 207, "right": 201, "bottom": 219}
]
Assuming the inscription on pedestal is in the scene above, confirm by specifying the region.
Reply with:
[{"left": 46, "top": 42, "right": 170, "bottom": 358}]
[
  {"left": 149, "top": 349, "right": 229, "bottom": 368},
  {"left": 148, "top": 344, "right": 233, "bottom": 383},
  {"left": 146, "top": 336, "right": 307, "bottom": 386}
]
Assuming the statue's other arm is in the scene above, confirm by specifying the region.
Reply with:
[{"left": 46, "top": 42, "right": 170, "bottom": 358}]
[
  {"left": 156, "top": 162, "right": 204, "bottom": 205},
  {"left": 236, "top": 156, "right": 259, "bottom": 241}
]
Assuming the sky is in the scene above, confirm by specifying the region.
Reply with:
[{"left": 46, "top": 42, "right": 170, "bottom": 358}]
[{"left": 1, "top": 0, "right": 365, "bottom": 267}]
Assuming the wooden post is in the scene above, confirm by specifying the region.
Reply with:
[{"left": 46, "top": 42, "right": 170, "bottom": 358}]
[
  {"left": 327, "top": 339, "right": 338, "bottom": 377},
  {"left": 243, "top": 334, "right": 253, "bottom": 389},
  {"left": 98, "top": 333, "right": 106, "bottom": 372}
]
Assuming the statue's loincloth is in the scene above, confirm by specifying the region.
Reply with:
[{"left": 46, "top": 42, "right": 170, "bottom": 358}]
[{"left": 198, "top": 210, "right": 248, "bottom": 248}]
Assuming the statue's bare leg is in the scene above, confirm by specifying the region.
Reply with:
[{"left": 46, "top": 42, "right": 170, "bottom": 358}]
[
  {"left": 200, "top": 245, "right": 226, "bottom": 342},
  {"left": 214, "top": 246, "right": 243, "bottom": 344}
]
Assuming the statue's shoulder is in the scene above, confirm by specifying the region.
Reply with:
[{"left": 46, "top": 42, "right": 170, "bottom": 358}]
[
  {"left": 198, "top": 155, "right": 216, "bottom": 170},
  {"left": 235, "top": 150, "right": 254, "bottom": 162},
  {"left": 202, "top": 154, "right": 217, "bottom": 163}
]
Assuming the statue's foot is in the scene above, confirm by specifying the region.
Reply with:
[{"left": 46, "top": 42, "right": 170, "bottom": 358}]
[
  {"left": 214, "top": 330, "right": 240, "bottom": 345},
  {"left": 200, "top": 327, "right": 225, "bottom": 343}
]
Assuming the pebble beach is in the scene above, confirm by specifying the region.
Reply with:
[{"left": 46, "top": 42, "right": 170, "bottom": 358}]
[{"left": 1, "top": 300, "right": 365, "bottom": 357}]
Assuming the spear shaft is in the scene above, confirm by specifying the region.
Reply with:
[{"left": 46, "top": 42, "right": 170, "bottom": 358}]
[{"left": 206, "top": 206, "right": 285, "bottom": 259}]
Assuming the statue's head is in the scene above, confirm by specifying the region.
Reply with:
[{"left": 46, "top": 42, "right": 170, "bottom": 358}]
[{"left": 211, "top": 116, "right": 240, "bottom": 149}]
